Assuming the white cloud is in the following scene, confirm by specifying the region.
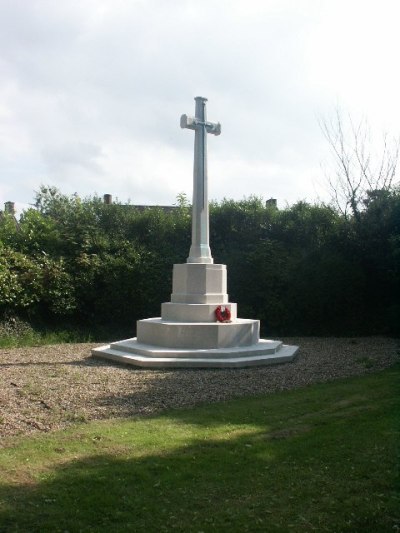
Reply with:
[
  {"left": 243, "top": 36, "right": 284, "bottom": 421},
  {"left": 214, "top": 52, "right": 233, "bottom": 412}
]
[{"left": 0, "top": 0, "right": 399, "bottom": 208}]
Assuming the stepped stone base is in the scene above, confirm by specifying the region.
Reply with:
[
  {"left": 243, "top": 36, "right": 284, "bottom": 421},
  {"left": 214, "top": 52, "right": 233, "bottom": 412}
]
[
  {"left": 91, "top": 338, "right": 299, "bottom": 368},
  {"left": 91, "top": 261, "right": 299, "bottom": 369},
  {"left": 161, "top": 302, "right": 237, "bottom": 322},
  {"left": 137, "top": 317, "right": 258, "bottom": 349},
  {"left": 171, "top": 263, "right": 228, "bottom": 304}
]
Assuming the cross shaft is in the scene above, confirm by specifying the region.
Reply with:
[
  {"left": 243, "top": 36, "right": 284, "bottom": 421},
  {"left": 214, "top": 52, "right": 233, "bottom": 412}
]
[{"left": 180, "top": 96, "right": 221, "bottom": 264}]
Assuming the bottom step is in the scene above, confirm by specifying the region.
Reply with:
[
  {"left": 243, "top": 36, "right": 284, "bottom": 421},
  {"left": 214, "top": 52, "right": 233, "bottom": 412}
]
[{"left": 91, "top": 338, "right": 299, "bottom": 368}]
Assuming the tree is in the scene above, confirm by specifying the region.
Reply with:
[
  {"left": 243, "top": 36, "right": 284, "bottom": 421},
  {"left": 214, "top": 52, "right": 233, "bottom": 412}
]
[{"left": 320, "top": 109, "right": 400, "bottom": 219}]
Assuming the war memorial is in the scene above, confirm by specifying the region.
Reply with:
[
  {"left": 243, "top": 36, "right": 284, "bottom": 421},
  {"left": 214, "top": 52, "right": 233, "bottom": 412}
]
[{"left": 92, "top": 97, "right": 299, "bottom": 368}]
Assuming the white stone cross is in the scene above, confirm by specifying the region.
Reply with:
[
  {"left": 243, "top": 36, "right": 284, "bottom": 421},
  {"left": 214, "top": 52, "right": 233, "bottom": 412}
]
[{"left": 181, "top": 96, "right": 221, "bottom": 264}]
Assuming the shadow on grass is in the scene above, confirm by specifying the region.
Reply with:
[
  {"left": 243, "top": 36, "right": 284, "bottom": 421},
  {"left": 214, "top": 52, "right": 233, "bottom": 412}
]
[
  {"left": 0, "top": 367, "right": 399, "bottom": 533},
  {"left": 0, "top": 430, "right": 398, "bottom": 533}
]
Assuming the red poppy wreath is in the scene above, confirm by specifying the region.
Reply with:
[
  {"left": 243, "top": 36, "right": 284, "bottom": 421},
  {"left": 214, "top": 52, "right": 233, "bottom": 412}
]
[{"left": 215, "top": 305, "right": 231, "bottom": 323}]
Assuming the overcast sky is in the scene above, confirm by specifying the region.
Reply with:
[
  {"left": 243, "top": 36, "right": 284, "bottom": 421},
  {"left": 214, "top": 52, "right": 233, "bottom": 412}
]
[{"left": 1, "top": 0, "right": 400, "bottom": 212}]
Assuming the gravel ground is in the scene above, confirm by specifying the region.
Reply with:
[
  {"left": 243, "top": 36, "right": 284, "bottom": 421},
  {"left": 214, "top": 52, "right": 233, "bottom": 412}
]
[{"left": 0, "top": 337, "right": 398, "bottom": 442}]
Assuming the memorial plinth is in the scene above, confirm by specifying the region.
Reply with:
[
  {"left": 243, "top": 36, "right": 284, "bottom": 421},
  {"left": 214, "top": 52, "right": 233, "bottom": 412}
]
[{"left": 92, "top": 97, "right": 299, "bottom": 368}]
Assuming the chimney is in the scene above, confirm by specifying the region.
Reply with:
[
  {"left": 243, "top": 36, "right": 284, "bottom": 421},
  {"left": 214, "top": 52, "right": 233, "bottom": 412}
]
[
  {"left": 4, "top": 201, "right": 16, "bottom": 215},
  {"left": 104, "top": 194, "right": 112, "bottom": 205},
  {"left": 266, "top": 198, "right": 277, "bottom": 208}
]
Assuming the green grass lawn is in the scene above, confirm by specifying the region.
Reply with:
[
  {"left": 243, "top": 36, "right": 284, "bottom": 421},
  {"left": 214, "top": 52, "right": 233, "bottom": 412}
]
[{"left": 0, "top": 365, "right": 399, "bottom": 532}]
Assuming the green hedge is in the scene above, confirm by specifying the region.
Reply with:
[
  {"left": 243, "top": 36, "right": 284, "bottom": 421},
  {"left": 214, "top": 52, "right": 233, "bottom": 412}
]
[{"left": 1, "top": 186, "right": 399, "bottom": 336}]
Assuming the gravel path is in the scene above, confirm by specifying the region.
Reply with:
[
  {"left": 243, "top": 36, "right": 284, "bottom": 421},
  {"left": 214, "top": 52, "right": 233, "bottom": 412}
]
[{"left": 0, "top": 337, "right": 398, "bottom": 442}]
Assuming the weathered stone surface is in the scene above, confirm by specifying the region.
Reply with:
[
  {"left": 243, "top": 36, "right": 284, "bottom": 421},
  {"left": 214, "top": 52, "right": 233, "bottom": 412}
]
[{"left": 170, "top": 263, "right": 228, "bottom": 304}]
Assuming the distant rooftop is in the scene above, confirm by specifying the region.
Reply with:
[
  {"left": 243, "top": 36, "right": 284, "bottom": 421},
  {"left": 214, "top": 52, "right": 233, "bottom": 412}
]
[{"left": 102, "top": 194, "right": 179, "bottom": 212}]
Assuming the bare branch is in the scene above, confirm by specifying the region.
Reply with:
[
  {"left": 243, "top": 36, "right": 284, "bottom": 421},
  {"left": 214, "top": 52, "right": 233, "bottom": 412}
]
[{"left": 320, "top": 108, "right": 400, "bottom": 218}]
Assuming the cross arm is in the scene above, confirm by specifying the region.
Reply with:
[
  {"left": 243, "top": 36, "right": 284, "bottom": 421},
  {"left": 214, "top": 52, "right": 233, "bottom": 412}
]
[{"left": 180, "top": 114, "right": 221, "bottom": 136}]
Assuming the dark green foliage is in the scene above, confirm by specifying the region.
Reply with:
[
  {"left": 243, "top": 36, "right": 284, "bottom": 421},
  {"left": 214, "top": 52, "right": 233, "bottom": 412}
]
[
  {"left": 1, "top": 185, "right": 399, "bottom": 336},
  {"left": 0, "top": 245, "right": 75, "bottom": 317}
]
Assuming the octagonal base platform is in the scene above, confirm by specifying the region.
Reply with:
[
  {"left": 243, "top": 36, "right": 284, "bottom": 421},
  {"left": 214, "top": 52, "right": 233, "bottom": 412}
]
[
  {"left": 137, "top": 318, "right": 259, "bottom": 349},
  {"left": 92, "top": 338, "right": 299, "bottom": 368}
]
